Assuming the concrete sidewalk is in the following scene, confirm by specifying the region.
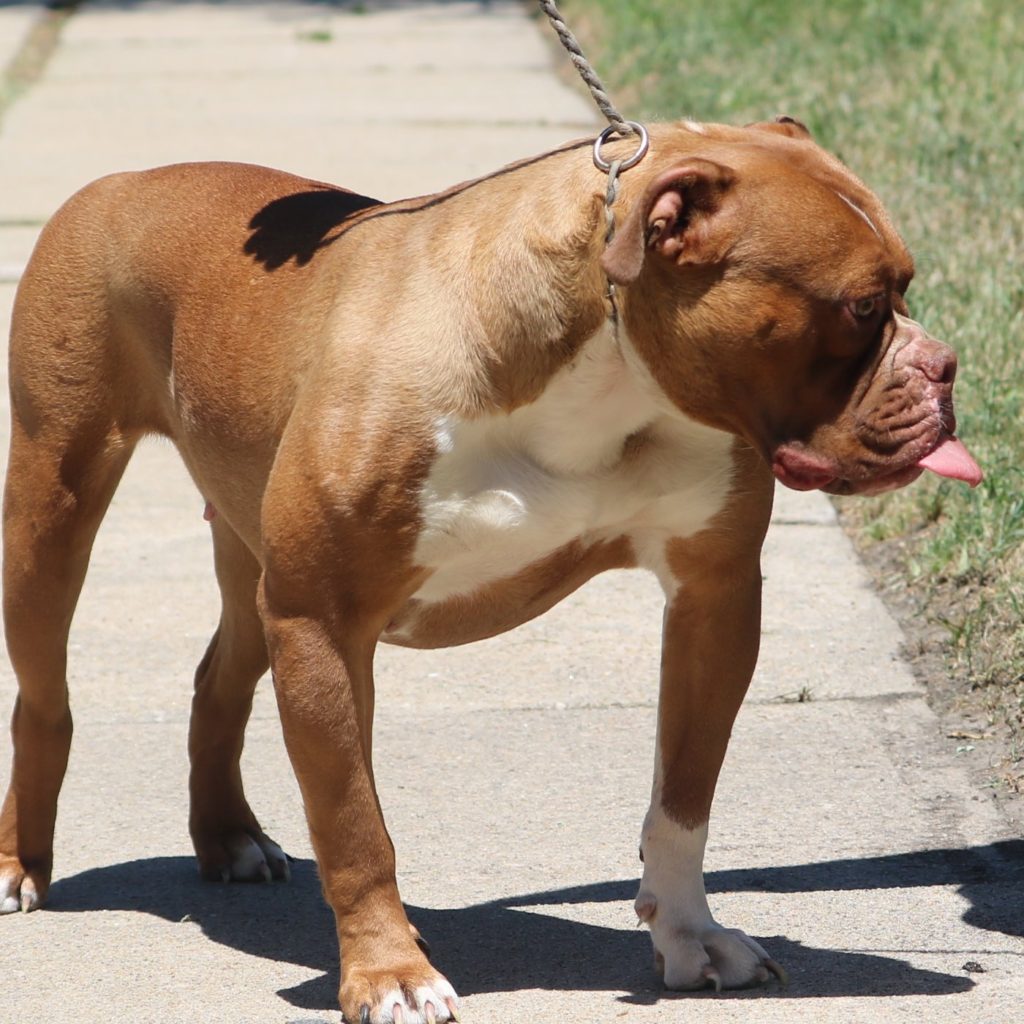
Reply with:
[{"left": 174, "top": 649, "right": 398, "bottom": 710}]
[
  {"left": 0, "top": 2, "right": 1020, "bottom": 1022},
  {"left": 0, "top": 3, "right": 42, "bottom": 72}
]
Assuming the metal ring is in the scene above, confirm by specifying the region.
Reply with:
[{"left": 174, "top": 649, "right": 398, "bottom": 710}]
[{"left": 593, "top": 121, "right": 649, "bottom": 172}]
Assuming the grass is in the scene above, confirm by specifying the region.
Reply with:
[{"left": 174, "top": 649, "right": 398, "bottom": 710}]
[
  {"left": 0, "top": 2, "right": 79, "bottom": 132},
  {"left": 297, "top": 29, "right": 335, "bottom": 43},
  {"left": 567, "top": 0, "right": 1024, "bottom": 786}
]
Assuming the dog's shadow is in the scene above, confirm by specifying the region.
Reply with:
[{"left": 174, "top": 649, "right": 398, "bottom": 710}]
[{"left": 47, "top": 840, "right": 1024, "bottom": 1009}]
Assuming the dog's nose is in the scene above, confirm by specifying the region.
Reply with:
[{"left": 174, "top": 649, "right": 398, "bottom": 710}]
[
  {"left": 918, "top": 344, "right": 958, "bottom": 385},
  {"left": 892, "top": 314, "right": 958, "bottom": 385}
]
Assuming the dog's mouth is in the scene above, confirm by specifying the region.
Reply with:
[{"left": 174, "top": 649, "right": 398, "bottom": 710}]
[{"left": 772, "top": 433, "right": 983, "bottom": 496}]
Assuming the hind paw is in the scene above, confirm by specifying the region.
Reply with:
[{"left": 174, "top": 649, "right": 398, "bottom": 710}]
[{"left": 195, "top": 828, "right": 291, "bottom": 883}]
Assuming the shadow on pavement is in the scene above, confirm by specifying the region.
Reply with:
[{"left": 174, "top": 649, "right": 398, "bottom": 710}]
[{"left": 46, "top": 841, "right": 1023, "bottom": 1007}]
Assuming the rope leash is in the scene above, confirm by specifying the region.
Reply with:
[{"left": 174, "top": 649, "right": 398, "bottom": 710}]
[
  {"left": 536, "top": 0, "right": 637, "bottom": 139},
  {"left": 538, "top": 1, "right": 650, "bottom": 324},
  {"left": 595, "top": 133, "right": 647, "bottom": 325}
]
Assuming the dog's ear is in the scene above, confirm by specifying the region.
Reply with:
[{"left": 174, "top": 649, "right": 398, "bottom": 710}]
[
  {"left": 774, "top": 114, "right": 811, "bottom": 137},
  {"left": 601, "top": 159, "right": 736, "bottom": 286},
  {"left": 747, "top": 114, "right": 812, "bottom": 140}
]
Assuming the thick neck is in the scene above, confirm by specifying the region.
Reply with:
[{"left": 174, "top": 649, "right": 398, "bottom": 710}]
[{"left": 442, "top": 147, "right": 613, "bottom": 413}]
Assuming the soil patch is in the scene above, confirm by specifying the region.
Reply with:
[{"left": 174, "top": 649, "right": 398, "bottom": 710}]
[{"left": 845, "top": 520, "right": 1024, "bottom": 833}]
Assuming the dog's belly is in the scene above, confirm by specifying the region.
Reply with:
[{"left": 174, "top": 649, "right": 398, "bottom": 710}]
[
  {"left": 380, "top": 420, "right": 737, "bottom": 648},
  {"left": 382, "top": 535, "right": 634, "bottom": 648}
]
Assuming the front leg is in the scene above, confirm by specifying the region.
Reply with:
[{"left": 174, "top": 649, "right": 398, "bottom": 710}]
[
  {"left": 259, "top": 580, "right": 458, "bottom": 1024},
  {"left": 636, "top": 527, "right": 785, "bottom": 992},
  {"left": 257, "top": 418, "right": 460, "bottom": 1024}
]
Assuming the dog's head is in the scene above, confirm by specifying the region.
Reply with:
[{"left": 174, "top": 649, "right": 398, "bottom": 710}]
[{"left": 603, "top": 118, "right": 981, "bottom": 496}]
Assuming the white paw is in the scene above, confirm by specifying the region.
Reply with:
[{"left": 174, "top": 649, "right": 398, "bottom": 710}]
[
  {"left": 648, "top": 916, "right": 785, "bottom": 990},
  {"left": 636, "top": 812, "right": 785, "bottom": 991},
  {"left": 379, "top": 980, "right": 459, "bottom": 1024},
  {"left": 0, "top": 866, "right": 41, "bottom": 913},
  {"left": 358, "top": 978, "right": 460, "bottom": 1024}
]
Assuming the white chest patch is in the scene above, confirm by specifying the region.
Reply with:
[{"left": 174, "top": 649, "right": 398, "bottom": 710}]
[{"left": 411, "top": 326, "right": 736, "bottom": 602}]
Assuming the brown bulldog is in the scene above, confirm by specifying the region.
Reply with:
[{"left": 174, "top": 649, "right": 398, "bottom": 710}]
[{"left": 0, "top": 117, "right": 980, "bottom": 1023}]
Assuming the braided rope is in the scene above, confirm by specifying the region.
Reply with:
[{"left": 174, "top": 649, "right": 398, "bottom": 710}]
[
  {"left": 603, "top": 156, "right": 625, "bottom": 320},
  {"left": 537, "top": 0, "right": 638, "bottom": 138},
  {"left": 604, "top": 159, "right": 623, "bottom": 243}
]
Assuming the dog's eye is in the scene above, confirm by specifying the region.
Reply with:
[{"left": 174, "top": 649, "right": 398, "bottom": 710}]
[{"left": 848, "top": 295, "right": 882, "bottom": 319}]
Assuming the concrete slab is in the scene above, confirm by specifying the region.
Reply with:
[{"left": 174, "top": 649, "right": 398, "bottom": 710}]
[
  {"left": 0, "top": 0, "right": 593, "bottom": 225},
  {"left": 0, "top": 117, "right": 597, "bottom": 224},
  {"left": 0, "top": 3, "right": 1020, "bottom": 1024},
  {"left": 772, "top": 483, "right": 838, "bottom": 525}
]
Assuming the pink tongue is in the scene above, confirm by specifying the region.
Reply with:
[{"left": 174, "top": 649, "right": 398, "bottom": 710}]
[{"left": 916, "top": 437, "right": 983, "bottom": 487}]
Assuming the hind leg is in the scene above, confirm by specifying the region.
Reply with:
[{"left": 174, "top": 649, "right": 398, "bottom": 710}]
[
  {"left": 0, "top": 418, "right": 136, "bottom": 913},
  {"left": 188, "top": 516, "right": 288, "bottom": 883}
]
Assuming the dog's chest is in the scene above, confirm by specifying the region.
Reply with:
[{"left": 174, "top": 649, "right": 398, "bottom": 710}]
[{"left": 382, "top": 332, "right": 736, "bottom": 646}]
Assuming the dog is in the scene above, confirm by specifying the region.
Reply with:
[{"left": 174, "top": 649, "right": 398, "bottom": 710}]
[{"left": 0, "top": 116, "right": 981, "bottom": 1023}]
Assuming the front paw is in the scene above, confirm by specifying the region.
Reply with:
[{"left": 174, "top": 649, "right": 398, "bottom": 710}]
[
  {"left": 0, "top": 854, "right": 46, "bottom": 914},
  {"left": 659, "top": 924, "right": 785, "bottom": 991},
  {"left": 639, "top": 897, "right": 785, "bottom": 991},
  {"left": 341, "top": 961, "right": 460, "bottom": 1024}
]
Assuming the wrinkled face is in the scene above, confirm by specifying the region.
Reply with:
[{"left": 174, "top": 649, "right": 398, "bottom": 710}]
[
  {"left": 766, "top": 306, "right": 961, "bottom": 496},
  {"left": 605, "top": 120, "right": 981, "bottom": 496}
]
